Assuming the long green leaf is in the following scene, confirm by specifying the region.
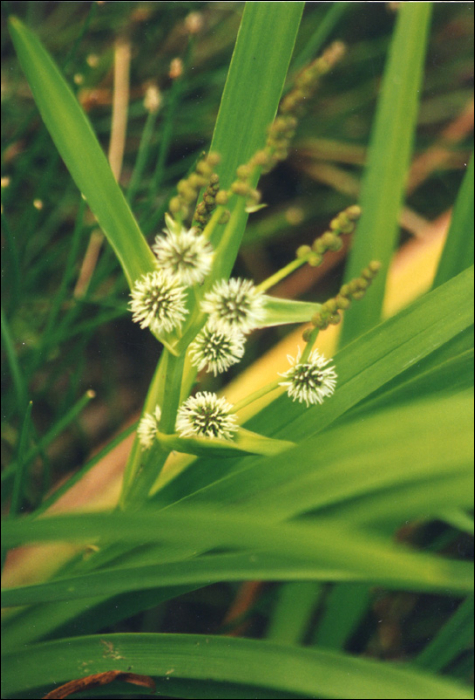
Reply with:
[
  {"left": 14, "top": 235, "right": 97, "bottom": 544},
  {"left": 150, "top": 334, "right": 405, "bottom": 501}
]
[
  {"left": 8, "top": 17, "right": 156, "bottom": 288},
  {"left": 415, "top": 596, "right": 474, "bottom": 673},
  {"left": 3, "top": 501, "right": 473, "bottom": 609},
  {"left": 313, "top": 583, "right": 370, "bottom": 650},
  {"left": 208, "top": 2, "right": 304, "bottom": 274},
  {"left": 340, "top": 3, "right": 432, "bottom": 345},
  {"left": 221, "top": 392, "right": 473, "bottom": 524},
  {"left": 433, "top": 151, "right": 474, "bottom": 288},
  {"left": 2, "top": 633, "right": 472, "bottom": 700}
]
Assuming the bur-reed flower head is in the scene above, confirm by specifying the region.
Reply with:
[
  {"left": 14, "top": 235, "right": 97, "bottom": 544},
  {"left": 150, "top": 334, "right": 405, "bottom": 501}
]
[
  {"left": 189, "top": 324, "right": 246, "bottom": 376},
  {"left": 279, "top": 348, "right": 337, "bottom": 407},
  {"left": 152, "top": 226, "right": 214, "bottom": 287},
  {"left": 201, "top": 278, "right": 266, "bottom": 334},
  {"left": 176, "top": 392, "right": 238, "bottom": 440},
  {"left": 129, "top": 270, "right": 188, "bottom": 334},
  {"left": 137, "top": 405, "right": 162, "bottom": 450}
]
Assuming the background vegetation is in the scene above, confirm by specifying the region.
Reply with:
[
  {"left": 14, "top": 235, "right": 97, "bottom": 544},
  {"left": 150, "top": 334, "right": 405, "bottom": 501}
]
[{"left": 1, "top": 2, "right": 474, "bottom": 699}]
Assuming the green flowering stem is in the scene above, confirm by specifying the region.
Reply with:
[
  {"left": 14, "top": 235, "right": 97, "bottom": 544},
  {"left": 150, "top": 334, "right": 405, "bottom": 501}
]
[
  {"left": 233, "top": 379, "right": 283, "bottom": 414},
  {"left": 124, "top": 442, "right": 170, "bottom": 507},
  {"left": 157, "top": 351, "right": 186, "bottom": 434},
  {"left": 260, "top": 297, "right": 322, "bottom": 327},
  {"left": 120, "top": 350, "right": 186, "bottom": 507},
  {"left": 202, "top": 205, "right": 226, "bottom": 241},
  {"left": 211, "top": 197, "right": 248, "bottom": 279},
  {"left": 301, "top": 326, "right": 320, "bottom": 363},
  {"left": 257, "top": 257, "right": 306, "bottom": 293},
  {"left": 156, "top": 428, "right": 294, "bottom": 458}
]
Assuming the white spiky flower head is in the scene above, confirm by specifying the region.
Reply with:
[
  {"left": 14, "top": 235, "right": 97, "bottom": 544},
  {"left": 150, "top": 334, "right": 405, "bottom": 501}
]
[
  {"left": 152, "top": 217, "right": 214, "bottom": 287},
  {"left": 279, "top": 348, "right": 337, "bottom": 407},
  {"left": 189, "top": 324, "right": 246, "bottom": 376},
  {"left": 176, "top": 391, "right": 238, "bottom": 440},
  {"left": 137, "top": 405, "right": 162, "bottom": 450},
  {"left": 129, "top": 270, "right": 188, "bottom": 335},
  {"left": 201, "top": 278, "right": 266, "bottom": 334}
]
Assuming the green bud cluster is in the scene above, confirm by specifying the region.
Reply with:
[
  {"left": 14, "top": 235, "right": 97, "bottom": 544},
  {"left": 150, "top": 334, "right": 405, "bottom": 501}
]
[
  {"left": 296, "top": 204, "right": 362, "bottom": 268},
  {"left": 305, "top": 261, "right": 381, "bottom": 336},
  {"left": 280, "top": 41, "right": 346, "bottom": 116},
  {"left": 193, "top": 173, "right": 220, "bottom": 230},
  {"left": 169, "top": 152, "right": 220, "bottom": 221},
  {"left": 209, "top": 43, "right": 346, "bottom": 217}
]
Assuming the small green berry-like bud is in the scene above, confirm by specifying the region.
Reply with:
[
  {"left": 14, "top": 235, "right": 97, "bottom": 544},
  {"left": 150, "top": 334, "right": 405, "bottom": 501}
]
[
  {"left": 296, "top": 245, "right": 311, "bottom": 259},
  {"left": 231, "top": 182, "right": 251, "bottom": 196},
  {"left": 313, "top": 239, "right": 326, "bottom": 255},
  {"left": 335, "top": 294, "right": 351, "bottom": 310},
  {"left": 340, "top": 284, "right": 351, "bottom": 298},
  {"left": 369, "top": 260, "right": 382, "bottom": 274},
  {"left": 169, "top": 196, "right": 181, "bottom": 214},
  {"left": 351, "top": 290, "right": 366, "bottom": 301},
  {"left": 215, "top": 191, "right": 229, "bottom": 205},
  {"left": 324, "top": 298, "right": 338, "bottom": 314},
  {"left": 345, "top": 204, "right": 362, "bottom": 220},
  {"left": 188, "top": 173, "right": 202, "bottom": 189},
  {"left": 321, "top": 232, "right": 338, "bottom": 248},
  {"left": 251, "top": 150, "right": 271, "bottom": 167},
  {"left": 328, "top": 237, "right": 343, "bottom": 252},
  {"left": 362, "top": 268, "right": 374, "bottom": 281},
  {"left": 329, "top": 312, "right": 341, "bottom": 325},
  {"left": 311, "top": 312, "right": 323, "bottom": 327},
  {"left": 302, "top": 327, "right": 313, "bottom": 342},
  {"left": 329, "top": 217, "right": 341, "bottom": 231},
  {"left": 207, "top": 152, "right": 221, "bottom": 167},
  {"left": 196, "top": 160, "right": 212, "bottom": 176},
  {"left": 308, "top": 254, "right": 322, "bottom": 267},
  {"left": 236, "top": 164, "right": 252, "bottom": 181},
  {"left": 248, "top": 189, "right": 261, "bottom": 204},
  {"left": 357, "top": 278, "right": 369, "bottom": 290},
  {"left": 182, "top": 186, "right": 198, "bottom": 203}
]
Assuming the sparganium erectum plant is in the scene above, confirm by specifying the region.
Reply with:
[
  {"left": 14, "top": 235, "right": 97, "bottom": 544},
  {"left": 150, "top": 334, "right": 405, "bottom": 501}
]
[{"left": 4, "top": 5, "right": 473, "bottom": 700}]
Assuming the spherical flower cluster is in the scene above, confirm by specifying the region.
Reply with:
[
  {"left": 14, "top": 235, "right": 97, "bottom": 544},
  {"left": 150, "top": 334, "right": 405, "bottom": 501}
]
[
  {"left": 189, "top": 324, "right": 246, "bottom": 376},
  {"left": 279, "top": 348, "right": 337, "bottom": 407},
  {"left": 176, "top": 391, "right": 238, "bottom": 440},
  {"left": 137, "top": 405, "right": 162, "bottom": 450},
  {"left": 201, "top": 278, "right": 266, "bottom": 334},
  {"left": 152, "top": 226, "right": 214, "bottom": 287},
  {"left": 129, "top": 270, "right": 188, "bottom": 335}
]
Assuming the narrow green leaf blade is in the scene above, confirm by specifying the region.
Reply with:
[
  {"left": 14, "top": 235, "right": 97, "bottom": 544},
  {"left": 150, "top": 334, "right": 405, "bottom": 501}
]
[
  {"left": 415, "top": 596, "right": 474, "bottom": 673},
  {"left": 209, "top": 2, "right": 305, "bottom": 275},
  {"left": 340, "top": 3, "right": 432, "bottom": 344},
  {"left": 2, "top": 633, "right": 472, "bottom": 700},
  {"left": 433, "top": 152, "right": 474, "bottom": 288},
  {"left": 8, "top": 17, "right": 156, "bottom": 288}
]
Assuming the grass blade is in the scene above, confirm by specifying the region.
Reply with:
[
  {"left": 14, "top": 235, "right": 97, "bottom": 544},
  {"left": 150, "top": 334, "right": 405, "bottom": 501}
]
[
  {"left": 8, "top": 17, "right": 156, "bottom": 288},
  {"left": 340, "top": 3, "right": 432, "bottom": 345},
  {"left": 415, "top": 596, "right": 474, "bottom": 673},
  {"left": 208, "top": 2, "right": 305, "bottom": 274},
  {"left": 433, "top": 151, "right": 474, "bottom": 288},
  {"left": 2, "top": 632, "right": 473, "bottom": 700}
]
